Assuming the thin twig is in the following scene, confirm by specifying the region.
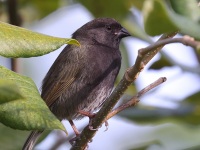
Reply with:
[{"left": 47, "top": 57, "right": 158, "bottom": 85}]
[
  {"left": 107, "top": 77, "right": 167, "bottom": 120},
  {"left": 140, "top": 36, "right": 200, "bottom": 56},
  {"left": 7, "top": 0, "right": 22, "bottom": 26},
  {"left": 11, "top": 59, "right": 19, "bottom": 72},
  {"left": 6, "top": 0, "right": 22, "bottom": 72}
]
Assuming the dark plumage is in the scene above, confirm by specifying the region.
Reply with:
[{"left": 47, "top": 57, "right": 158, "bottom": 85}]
[{"left": 23, "top": 18, "right": 130, "bottom": 150}]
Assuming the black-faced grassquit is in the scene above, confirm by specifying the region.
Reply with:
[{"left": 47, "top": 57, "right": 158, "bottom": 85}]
[{"left": 23, "top": 18, "right": 130, "bottom": 150}]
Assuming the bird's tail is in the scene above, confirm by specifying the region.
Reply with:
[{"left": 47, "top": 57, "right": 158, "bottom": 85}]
[{"left": 22, "top": 130, "right": 43, "bottom": 150}]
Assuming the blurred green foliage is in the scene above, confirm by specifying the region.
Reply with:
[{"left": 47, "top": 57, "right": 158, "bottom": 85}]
[
  {"left": 76, "top": 0, "right": 130, "bottom": 20},
  {"left": 19, "top": 0, "right": 60, "bottom": 18}
]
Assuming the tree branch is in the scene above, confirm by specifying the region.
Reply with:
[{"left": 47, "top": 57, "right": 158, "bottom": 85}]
[
  {"left": 107, "top": 77, "right": 167, "bottom": 120},
  {"left": 51, "top": 77, "right": 167, "bottom": 149},
  {"left": 71, "top": 32, "right": 200, "bottom": 149},
  {"left": 70, "top": 32, "right": 177, "bottom": 150}
]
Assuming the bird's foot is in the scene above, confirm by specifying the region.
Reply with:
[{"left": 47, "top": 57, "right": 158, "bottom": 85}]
[
  {"left": 88, "top": 120, "right": 98, "bottom": 131},
  {"left": 78, "top": 110, "right": 96, "bottom": 118},
  {"left": 78, "top": 110, "right": 97, "bottom": 130},
  {"left": 88, "top": 119, "right": 109, "bottom": 131},
  {"left": 69, "top": 134, "right": 81, "bottom": 146},
  {"left": 78, "top": 110, "right": 109, "bottom": 131},
  {"left": 104, "top": 120, "right": 109, "bottom": 132},
  {"left": 69, "top": 120, "right": 80, "bottom": 136}
]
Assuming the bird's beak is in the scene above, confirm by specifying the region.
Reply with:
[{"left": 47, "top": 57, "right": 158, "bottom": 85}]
[{"left": 116, "top": 27, "right": 131, "bottom": 39}]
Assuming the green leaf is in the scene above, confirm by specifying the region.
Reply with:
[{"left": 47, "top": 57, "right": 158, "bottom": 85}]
[
  {"left": 0, "top": 22, "right": 80, "bottom": 58},
  {"left": 169, "top": 0, "right": 200, "bottom": 22},
  {"left": 149, "top": 55, "right": 173, "bottom": 70},
  {"left": 169, "top": 11, "right": 200, "bottom": 40},
  {"left": 143, "top": 0, "right": 200, "bottom": 39},
  {"left": 0, "top": 80, "right": 24, "bottom": 104},
  {"left": 143, "top": 0, "right": 178, "bottom": 35},
  {"left": 0, "top": 66, "right": 66, "bottom": 132},
  {"left": 184, "top": 91, "right": 200, "bottom": 104}
]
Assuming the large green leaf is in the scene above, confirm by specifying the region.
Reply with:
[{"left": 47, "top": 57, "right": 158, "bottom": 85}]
[
  {"left": 169, "top": 0, "right": 200, "bottom": 22},
  {"left": 143, "top": 0, "right": 178, "bottom": 35},
  {"left": 0, "top": 66, "right": 66, "bottom": 132},
  {"left": 0, "top": 21, "right": 80, "bottom": 58},
  {"left": 0, "top": 80, "right": 23, "bottom": 104},
  {"left": 169, "top": 11, "right": 200, "bottom": 40},
  {"left": 143, "top": 0, "right": 200, "bottom": 40}
]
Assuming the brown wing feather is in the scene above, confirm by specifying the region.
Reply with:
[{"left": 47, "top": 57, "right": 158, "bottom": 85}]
[
  {"left": 41, "top": 45, "right": 82, "bottom": 107},
  {"left": 44, "top": 76, "right": 76, "bottom": 107}
]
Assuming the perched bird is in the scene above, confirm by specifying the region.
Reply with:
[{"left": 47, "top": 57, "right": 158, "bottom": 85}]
[{"left": 23, "top": 18, "right": 130, "bottom": 150}]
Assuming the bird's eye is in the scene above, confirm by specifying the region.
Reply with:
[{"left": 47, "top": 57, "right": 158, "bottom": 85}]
[{"left": 105, "top": 25, "right": 112, "bottom": 31}]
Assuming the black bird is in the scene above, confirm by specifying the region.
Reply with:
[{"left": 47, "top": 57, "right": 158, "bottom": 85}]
[{"left": 23, "top": 18, "right": 130, "bottom": 150}]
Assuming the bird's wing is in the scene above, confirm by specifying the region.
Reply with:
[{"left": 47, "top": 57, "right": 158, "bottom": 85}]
[
  {"left": 45, "top": 67, "right": 79, "bottom": 107},
  {"left": 41, "top": 46, "right": 82, "bottom": 107}
]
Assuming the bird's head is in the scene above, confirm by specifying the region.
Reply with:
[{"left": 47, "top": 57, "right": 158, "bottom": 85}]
[{"left": 72, "top": 18, "right": 131, "bottom": 49}]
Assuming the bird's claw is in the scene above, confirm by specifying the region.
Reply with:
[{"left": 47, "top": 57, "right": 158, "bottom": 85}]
[
  {"left": 78, "top": 110, "right": 109, "bottom": 131},
  {"left": 88, "top": 125, "right": 98, "bottom": 131},
  {"left": 104, "top": 120, "right": 109, "bottom": 132},
  {"left": 69, "top": 135, "right": 81, "bottom": 146},
  {"left": 78, "top": 110, "right": 96, "bottom": 118}
]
